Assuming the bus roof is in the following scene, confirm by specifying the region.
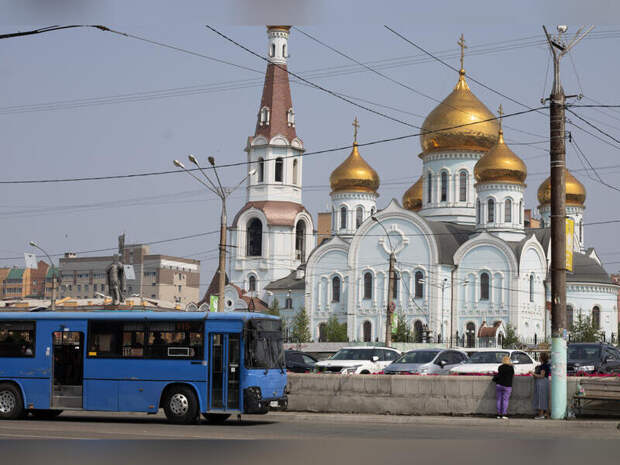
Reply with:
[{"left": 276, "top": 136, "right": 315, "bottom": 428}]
[{"left": 0, "top": 311, "right": 279, "bottom": 322}]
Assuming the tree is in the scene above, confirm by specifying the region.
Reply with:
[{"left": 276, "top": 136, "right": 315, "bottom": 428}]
[
  {"left": 392, "top": 312, "right": 411, "bottom": 343},
  {"left": 266, "top": 298, "right": 287, "bottom": 336},
  {"left": 291, "top": 307, "right": 311, "bottom": 343},
  {"left": 569, "top": 313, "right": 602, "bottom": 343},
  {"left": 502, "top": 323, "right": 520, "bottom": 348},
  {"left": 325, "top": 315, "right": 348, "bottom": 342}
]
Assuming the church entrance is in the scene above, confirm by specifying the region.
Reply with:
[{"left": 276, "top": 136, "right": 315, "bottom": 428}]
[{"left": 362, "top": 321, "right": 371, "bottom": 342}]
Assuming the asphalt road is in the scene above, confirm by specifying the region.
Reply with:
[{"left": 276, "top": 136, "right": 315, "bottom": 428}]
[{"left": 1, "top": 411, "right": 619, "bottom": 464}]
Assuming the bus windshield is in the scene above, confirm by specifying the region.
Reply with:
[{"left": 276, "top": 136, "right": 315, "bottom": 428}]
[{"left": 245, "top": 319, "right": 284, "bottom": 369}]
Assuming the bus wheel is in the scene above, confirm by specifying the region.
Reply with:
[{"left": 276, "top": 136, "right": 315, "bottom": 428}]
[
  {"left": 163, "top": 386, "right": 198, "bottom": 425},
  {"left": 202, "top": 413, "right": 230, "bottom": 424},
  {"left": 0, "top": 383, "right": 24, "bottom": 420},
  {"left": 31, "top": 409, "right": 63, "bottom": 420}
]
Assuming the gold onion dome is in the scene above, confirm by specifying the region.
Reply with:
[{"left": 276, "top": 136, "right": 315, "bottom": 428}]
[
  {"left": 330, "top": 118, "right": 380, "bottom": 194},
  {"left": 537, "top": 169, "right": 586, "bottom": 207},
  {"left": 420, "top": 35, "right": 499, "bottom": 154},
  {"left": 403, "top": 176, "right": 423, "bottom": 211},
  {"left": 474, "top": 106, "right": 527, "bottom": 185}
]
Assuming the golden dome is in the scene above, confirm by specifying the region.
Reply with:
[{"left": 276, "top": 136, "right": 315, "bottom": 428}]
[
  {"left": 402, "top": 176, "right": 423, "bottom": 211},
  {"left": 474, "top": 111, "right": 527, "bottom": 185},
  {"left": 330, "top": 143, "right": 380, "bottom": 194},
  {"left": 537, "top": 169, "right": 586, "bottom": 207},
  {"left": 420, "top": 70, "right": 499, "bottom": 154}
]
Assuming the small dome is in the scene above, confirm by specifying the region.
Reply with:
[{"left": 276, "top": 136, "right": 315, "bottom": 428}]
[
  {"left": 330, "top": 143, "right": 380, "bottom": 194},
  {"left": 420, "top": 70, "right": 499, "bottom": 154},
  {"left": 537, "top": 169, "right": 586, "bottom": 207},
  {"left": 474, "top": 122, "right": 527, "bottom": 185},
  {"left": 402, "top": 176, "right": 423, "bottom": 211}
]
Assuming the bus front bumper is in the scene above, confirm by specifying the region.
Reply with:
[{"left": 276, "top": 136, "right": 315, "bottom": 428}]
[{"left": 243, "top": 386, "right": 288, "bottom": 414}]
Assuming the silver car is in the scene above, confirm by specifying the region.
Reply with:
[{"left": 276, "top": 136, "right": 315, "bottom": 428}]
[{"left": 383, "top": 348, "right": 468, "bottom": 375}]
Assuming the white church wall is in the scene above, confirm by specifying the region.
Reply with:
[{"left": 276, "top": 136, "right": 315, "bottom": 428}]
[
  {"left": 567, "top": 283, "right": 619, "bottom": 341},
  {"left": 517, "top": 243, "right": 547, "bottom": 342}
]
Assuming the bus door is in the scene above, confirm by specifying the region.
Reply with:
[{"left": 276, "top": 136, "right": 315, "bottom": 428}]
[
  {"left": 208, "top": 331, "right": 241, "bottom": 412},
  {"left": 51, "top": 324, "right": 86, "bottom": 409}
]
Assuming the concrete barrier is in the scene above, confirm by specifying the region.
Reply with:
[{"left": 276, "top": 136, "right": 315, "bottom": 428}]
[{"left": 287, "top": 374, "right": 581, "bottom": 417}]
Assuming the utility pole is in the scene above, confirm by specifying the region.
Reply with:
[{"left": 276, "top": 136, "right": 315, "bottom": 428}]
[
  {"left": 542, "top": 24, "right": 593, "bottom": 420},
  {"left": 385, "top": 251, "right": 396, "bottom": 347}
]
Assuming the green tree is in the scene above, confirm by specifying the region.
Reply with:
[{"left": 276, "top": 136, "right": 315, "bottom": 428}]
[
  {"left": 291, "top": 307, "right": 311, "bottom": 343},
  {"left": 392, "top": 312, "right": 411, "bottom": 343},
  {"left": 502, "top": 323, "right": 520, "bottom": 348},
  {"left": 325, "top": 315, "right": 348, "bottom": 342},
  {"left": 569, "top": 313, "right": 602, "bottom": 343}
]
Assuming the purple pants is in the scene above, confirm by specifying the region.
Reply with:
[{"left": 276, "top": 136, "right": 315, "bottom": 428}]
[{"left": 496, "top": 385, "right": 512, "bottom": 415}]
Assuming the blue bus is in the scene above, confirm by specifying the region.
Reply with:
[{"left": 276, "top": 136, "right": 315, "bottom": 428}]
[{"left": 0, "top": 311, "right": 287, "bottom": 424}]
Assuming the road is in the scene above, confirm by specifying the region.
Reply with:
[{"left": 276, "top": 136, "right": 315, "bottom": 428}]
[{"left": 1, "top": 411, "right": 619, "bottom": 464}]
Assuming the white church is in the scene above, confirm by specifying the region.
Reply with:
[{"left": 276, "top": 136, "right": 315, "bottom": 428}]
[{"left": 205, "top": 26, "right": 619, "bottom": 346}]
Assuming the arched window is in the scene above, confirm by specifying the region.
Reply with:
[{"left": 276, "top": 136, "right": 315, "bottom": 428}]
[
  {"left": 295, "top": 221, "right": 306, "bottom": 262},
  {"left": 318, "top": 323, "right": 327, "bottom": 342},
  {"left": 579, "top": 220, "right": 583, "bottom": 243},
  {"left": 356, "top": 207, "right": 363, "bottom": 229},
  {"left": 248, "top": 275, "right": 256, "bottom": 292},
  {"left": 340, "top": 206, "right": 347, "bottom": 230},
  {"left": 480, "top": 272, "right": 490, "bottom": 301},
  {"left": 427, "top": 172, "right": 432, "bottom": 204},
  {"left": 332, "top": 276, "right": 341, "bottom": 303},
  {"left": 466, "top": 322, "right": 476, "bottom": 348},
  {"left": 292, "top": 159, "right": 298, "bottom": 184},
  {"left": 392, "top": 271, "right": 399, "bottom": 299},
  {"left": 259, "top": 106, "right": 270, "bottom": 126},
  {"left": 519, "top": 200, "right": 523, "bottom": 224},
  {"left": 529, "top": 274, "right": 535, "bottom": 302},
  {"left": 246, "top": 218, "right": 263, "bottom": 257},
  {"left": 275, "top": 157, "right": 284, "bottom": 182},
  {"left": 567, "top": 305, "right": 574, "bottom": 328},
  {"left": 415, "top": 271, "right": 424, "bottom": 298},
  {"left": 487, "top": 199, "right": 495, "bottom": 223},
  {"left": 257, "top": 157, "right": 265, "bottom": 183},
  {"left": 363, "top": 321, "right": 372, "bottom": 342},
  {"left": 287, "top": 107, "right": 295, "bottom": 127},
  {"left": 476, "top": 200, "right": 481, "bottom": 224},
  {"left": 270, "top": 43, "right": 275, "bottom": 57},
  {"left": 363, "top": 272, "right": 373, "bottom": 299},
  {"left": 282, "top": 44, "right": 287, "bottom": 58},
  {"left": 414, "top": 320, "right": 423, "bottom": 343},
  {"left": 505, "top": 198, "right": 512, "bottom": 223},
  {"left": 441, "top": 172, "right": 448, "bottom": 202},
  {"left": 592, "top": 306, "right": 600, "bottom": 329},
  {"left": 459, "top": 171, "right": 467, "bottom": 202}
]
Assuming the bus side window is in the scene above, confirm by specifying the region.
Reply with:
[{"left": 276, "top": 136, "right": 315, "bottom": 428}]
[
  {"left": 145, "top": 321, "right": 204, "bottom": 359},
  {"left": 0, "top": 321, "right": 35, "bottom": 358}
]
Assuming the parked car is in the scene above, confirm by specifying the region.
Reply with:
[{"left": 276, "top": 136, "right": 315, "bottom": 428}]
[
  {"left": 285, "top": 350, "right": 318, "bottom": 373},
  {"left": 567, "top": 342, "right": 620, "bottom": 375},
  {"left": 449, "top": 348, "right": 537, "bottom": 375},
  {"left": 314, "top": 346, "right": 401, "bottom": 374},
  {"left": 383, "top": 348, "right": 468, "bottom": 375}
]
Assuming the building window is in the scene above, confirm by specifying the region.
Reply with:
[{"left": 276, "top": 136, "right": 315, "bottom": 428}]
[
  {"left": 414, "top": 320, "right": 423, "bottom": 343},
  {"left": 505, "top": 198, "right": 512, "bottom": 223},
  {"left": 275, "top": 157, "right": 284, "bottom": 182},
  {"left": 476, "top": 200, "right": 481, "bottom": 224},
  {"left": 292, "top": 159, "right": 298, "bottom": 184},
  {"left": 178, "top": 285, "right": 182, "bottom": 292},
  {"left": 257, "top": 157, "right": 265, "bottom": 183},
  {"left": 480, "top": 272, "right": 490, "bottom": 301},
  {"left": 427, "top": 173, "right": 432, "bottom": 204},
  {"left": 459, "top": 171, "right": 467, "bottom": 202},
  {"left": 340, "top": 207, "right": 347, "bottom": 230},
  {"left": 332, "top": 276, "right": 341, "bottom": 303},
  {"left": 246, "top": 218, "right": 263, "bottom": 257},
  {"left": 466, "top": 322, "right": 476, "bottom": 348},
  {"left": 356, "top": 207, "right": 363, "bottom": 229},
  {"left": 567, "top": 305, "right": 574, "bottom": 327},
  {"left": 259, "top": 106, "right": 270, "bottom": 126},
  {"left": 414, "top": 271, "right": 424, "bottom": 298},
  {"left": 529, "top": 274, "right": 535, "bottom": 302},
  {"left": 318, "top": 323, "right": 327, "bottom": 342},
  {"left": 282, "top": 44, "right": 287, "bottom": 58},
  {"left": 363, "top": 272, "right": 373, "bottom": 299},
  {"left": 295, "top": 221, "right": 306, "bottom": 262},
  {"left": 285, "top": 297, "right": 293, "bottom": 309},
  {"left": 487, "top": 199, "right": 495, "bottom": 223},
  {"left": 363, "top": 321, "right": 372, "bottom": 342},
  {"left": 287, "top": 108, "right": 295, "bottom": 127},
  {"left": 248, "top": 275, "right": 256, "bottom": 292},
  {"left": 270, "top": 43, "right": 275, "bottom": 57},
  {"left": 441, "top": 172, "right": 448, "bottom": 202},
  {"left": 592, "top": 306, "right": 600, "bottom": 329}
]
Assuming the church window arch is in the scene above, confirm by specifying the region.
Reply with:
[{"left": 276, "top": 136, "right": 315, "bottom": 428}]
[
  {"left": 480, "top": 272, "right": 490, "bottom": 301},
  {"left": 362, "top": 321, "right": 372, "bottom": 342},
  {"left": 592, "top": 306, "right": 601, "bottom": 329},
  {"left": 529, "top": 274, "right": 535, "bottom": 302},
  {"left": 487, "top": 199, "right": 495, "bottom": 223},
  {"left": 476, "top": 200, "right": 481, "bottom": 224},
  {"left": 332, "top": 276, "right": 341, "bottom": 303},
  {"left": 340, "top": 206, "right": 347, "bottom": 230},
  {"left": 414, "top": 320, "right": 423, "bottom": 343},
  {"left": 318, "top": 323, "right": 327, "bottom": 342},
  {"left": 414, "top": 271, "right": 424, "bottom": 299},
  {"left": 466, "top": 322, "right": 476, "bottom": 348},
  {"left": 363, "top": 272, "right": 373, "bottom": 299},
  {"left": 275, "top": 157, "right": 284, "bottom": 182},
  {"left": 270, "top": 43, "right": 275, "bottom": 57},
  {"left": 287, "top": 107, "right": 295, "bottom": 127},
  {"left": 246, "top": 218, "right": 263, "bottom": 257},
  {"left": 427, "top": 172, "right": 433, "bottom": 204},
  {"left": 459, "top": 170, "right": 468, "bottom": 202},
  {"left": 282, "top": 44, "right": 287, "bottom": 58},
  {"left": 257, "top": 157, "right": 265, "bottom": 183},
  {"left": 292, "top": 159, "right": 298, "bottom": 185},
  {"left": 259, "top": 106, "right": 270, "bottom": 126},
  {"left": 440, "top": 171, "right": 448, "bottom": 202},
  {"left": 248, "top": 275, "right": 257, "bottom": 292},
  {"left": 295, "top": 220, "right": 306, "bottom": 262},
  {"left": 355, "top": 206, "right": 364, "bottom": 229},
  {"left": 505, "top": 198, "right": 512, "bottom": 223}
]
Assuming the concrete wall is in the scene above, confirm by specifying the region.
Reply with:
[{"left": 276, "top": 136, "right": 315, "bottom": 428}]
[{"left": 287, "top": 374, "right": 580, "bottom": 416}]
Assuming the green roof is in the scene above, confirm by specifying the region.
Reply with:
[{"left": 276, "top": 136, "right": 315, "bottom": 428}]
[{"left": 7, "top": 268, "right": 25, "bottom": 280}]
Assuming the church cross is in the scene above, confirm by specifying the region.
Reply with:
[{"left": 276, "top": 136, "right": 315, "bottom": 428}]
[
  {"left": 498, "top": 104, "right": 504, "bottom": 130},
  {"left": 353, "top": 117, "right": 360, "bottom": 143},
  {"left": 458, "top": 33, "right": 467, "bottom": 70}
]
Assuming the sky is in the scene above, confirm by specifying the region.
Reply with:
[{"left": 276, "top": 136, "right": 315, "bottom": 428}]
[{"left": 1, "top": 1, "right": 620, "bottom": 296}]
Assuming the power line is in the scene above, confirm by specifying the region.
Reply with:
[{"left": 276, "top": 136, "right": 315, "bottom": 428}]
[{"left": 566, "top": 108, "right": 620, "bottom": 145}]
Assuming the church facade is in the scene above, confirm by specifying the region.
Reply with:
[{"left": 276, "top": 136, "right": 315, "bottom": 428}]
[{"left": 217, "top": 26, "right": 618, "bottom": 345}]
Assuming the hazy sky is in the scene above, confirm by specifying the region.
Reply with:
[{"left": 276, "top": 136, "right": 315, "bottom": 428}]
[{"left": 2, "top": 2, "right": 620, "bottom": 295}]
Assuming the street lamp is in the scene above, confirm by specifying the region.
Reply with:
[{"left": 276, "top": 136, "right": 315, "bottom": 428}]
[
  {"left": 29, "top": 241, "right": 58, "bottom": 311},
  {"left": 174, "top": 155, "right": 255, "bottom": 312},
  {"left": 371, "top": 216, "right": 396, "bottom": 347}
]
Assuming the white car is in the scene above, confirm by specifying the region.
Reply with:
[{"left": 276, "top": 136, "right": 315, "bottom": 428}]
[
  {"left": 449, "top": 349, "right": 537, "bottom": 375},
  {"left": 315, "top": 346, "right": 402, "bottom": 374}
]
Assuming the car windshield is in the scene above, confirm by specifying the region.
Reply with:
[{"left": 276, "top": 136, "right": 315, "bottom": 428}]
[
  {"left": 245, "top": 319, "right": 284, "bottom": 369},
  {"left": 467, "top": 351, "right": 508, "bottom": 363},
  {"left": 330, "top": 349, "right": 374, "bottom": 361},
  {"left": 394, "top": 351, "right": 437, "bottom": 364},
  {"left": 568, "top": 345, "right": 601, "bottom": 361}
]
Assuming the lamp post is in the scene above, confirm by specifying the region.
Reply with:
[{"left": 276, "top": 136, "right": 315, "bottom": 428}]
[
  {"left": 371, "top": 216, "right": 396, "bottom": 347},
  {"left": 173, "top": 156, "right": 255, "bottom": 312},
  {"left": 29, "top": 241, "right": 57, "bottom": 311}
]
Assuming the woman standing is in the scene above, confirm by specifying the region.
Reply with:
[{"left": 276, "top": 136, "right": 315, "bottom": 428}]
[
  {"left": 494, "top": 355, "right": 514, "bottom": 419},
  {"left": 532, "top": 352, "right": 551, "bottom": 419}
]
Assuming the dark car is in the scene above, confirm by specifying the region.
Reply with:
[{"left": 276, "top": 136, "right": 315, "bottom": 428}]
[
  {"left": 285, "top": 350, "right": 318, "bottom": 373},
  {"left": 567, "top": 342, "right": 620, "bottom": 375}
]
